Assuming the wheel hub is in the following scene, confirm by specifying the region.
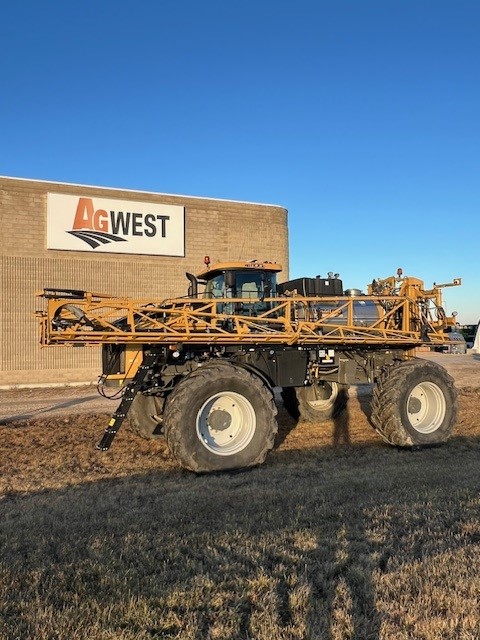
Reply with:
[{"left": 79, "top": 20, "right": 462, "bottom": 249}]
[
  {"left": 196, "top": 391, "right": 256, "bottom": 455},
  {"left": 407, "top": 397, "right": 422, "bottom": 414},
  {"left": 208, "top": 409, "right": 232, "bottom": 431},
  {"left": 406, "top": 381, "right": 446, "bottom": 434}
]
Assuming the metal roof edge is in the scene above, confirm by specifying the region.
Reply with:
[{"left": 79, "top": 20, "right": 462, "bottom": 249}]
[{"left": 0, "top": 175, "right": 286, "bottom": 210}]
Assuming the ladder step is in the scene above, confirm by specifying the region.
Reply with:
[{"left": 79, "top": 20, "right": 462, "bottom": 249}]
[{"left": 96, "top": 350, "right": 160, "bottom": 451}]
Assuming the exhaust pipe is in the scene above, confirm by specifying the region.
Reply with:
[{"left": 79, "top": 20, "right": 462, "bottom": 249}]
[{"left": 186, "top": 272, "right": 198, "bottom": 297}]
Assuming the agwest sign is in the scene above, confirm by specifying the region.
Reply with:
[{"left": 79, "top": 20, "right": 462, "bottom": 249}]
[{"left": 47, "top": 193, "right": 185, "bottom": 256}]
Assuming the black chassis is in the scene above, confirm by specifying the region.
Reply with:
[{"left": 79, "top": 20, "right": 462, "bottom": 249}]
[
  {"left": 97, "top": 343, "right": 410, "bottom": 451},
  {"left": 103, "top": 343, "right": 410, "bottom": 395}
]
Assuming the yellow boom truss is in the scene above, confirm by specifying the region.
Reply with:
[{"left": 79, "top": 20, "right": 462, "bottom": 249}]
[{"left": 36, "top": 285, "right": 458, "bottom": 348}]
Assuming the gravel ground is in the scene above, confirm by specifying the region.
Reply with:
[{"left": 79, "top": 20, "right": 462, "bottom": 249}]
[{"left": 0, "top": 385, "right": 115, "bottom": 424}]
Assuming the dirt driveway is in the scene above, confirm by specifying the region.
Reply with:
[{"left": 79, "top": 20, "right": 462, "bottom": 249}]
[
  {"left": 0, "top": 384, "right": 115, "bottom": 424},
  {"left": 0, "top": 351, "right": 478, "bottom": 425},
  {"left": 419, "top": 351, "right": 480, "bottom": 388}
]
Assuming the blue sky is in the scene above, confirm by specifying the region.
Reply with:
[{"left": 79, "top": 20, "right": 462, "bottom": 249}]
[{"left": 1, "top": 1, "right": 479, "bottom": 323}]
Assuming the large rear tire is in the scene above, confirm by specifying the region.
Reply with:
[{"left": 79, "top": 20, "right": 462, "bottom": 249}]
[
  {"left": 371, "top": 359, "right": 457, "bottom": 447},
  {"left": 163, "top": 363, "right": 278, "bottom": 472},
  {"left": 128, "top": 393, "right": 164, "bottom": 439},
  {"left": 282, "top": 382, "right": 349, "bottom": 422}
]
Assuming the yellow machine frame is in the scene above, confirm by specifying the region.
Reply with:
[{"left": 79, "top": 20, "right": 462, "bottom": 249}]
[{"left": 37, "top": 274, "right": 460, "bottom": 348}]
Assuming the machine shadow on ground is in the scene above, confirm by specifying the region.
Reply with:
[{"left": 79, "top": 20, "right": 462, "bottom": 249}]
[{"left": 2, "top": 432, "right": 480, "bottom": 640}]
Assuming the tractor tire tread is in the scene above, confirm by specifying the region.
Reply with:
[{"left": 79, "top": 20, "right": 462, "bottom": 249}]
[
  {"left": 163, "top": 363, "right": 278, "bottom": 472},
  {"left": 371, "top": 359, "right": 457, "bottom": 447}
]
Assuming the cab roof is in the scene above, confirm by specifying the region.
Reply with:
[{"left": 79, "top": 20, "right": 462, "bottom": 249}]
[{"left": 196, "top": 260, "right": 283, "bottom": 280}]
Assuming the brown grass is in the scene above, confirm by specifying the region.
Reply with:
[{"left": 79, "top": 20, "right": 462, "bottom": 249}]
[{"left": 1, "top": 388, "right": 480, "bottom": 639}]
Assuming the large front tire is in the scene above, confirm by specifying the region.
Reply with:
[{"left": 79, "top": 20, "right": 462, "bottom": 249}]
[
  {"left": 163, "top": 363, "right": 278, "bottom": 472},
  {"left": 282, "top": 382, "right": 349, "bottom": 422},
  {"left": 371, "top": 359, "right": 457, "bottom": 447}
]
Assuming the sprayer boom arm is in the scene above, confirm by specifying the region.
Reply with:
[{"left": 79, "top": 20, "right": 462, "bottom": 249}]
[{"left": 36, "top": 287, "right": 457, "bottom": 348}]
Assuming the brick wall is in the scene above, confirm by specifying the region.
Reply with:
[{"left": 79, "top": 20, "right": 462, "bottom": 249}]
[{"left": 0, "top": 177, "right": 289, "bottom": 386}]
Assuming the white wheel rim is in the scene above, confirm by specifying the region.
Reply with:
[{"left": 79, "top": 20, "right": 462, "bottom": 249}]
[
  {"left": 305, "top": 382, "right": 337, "bottom": 409},
  {"left": 406, "top": 382, "right": 446, "bottom": 434},
  {"left": 196, "top": 391, "right": 256, "bottom": 455}
]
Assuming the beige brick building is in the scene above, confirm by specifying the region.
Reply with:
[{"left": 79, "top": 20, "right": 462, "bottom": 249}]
[{"left": 0, "top": 176, "right": 288, "bottom": 386}]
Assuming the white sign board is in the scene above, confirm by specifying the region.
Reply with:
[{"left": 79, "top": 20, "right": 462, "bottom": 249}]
[{"left": 47, "top": 193, "right": 185, "bottom": 256}]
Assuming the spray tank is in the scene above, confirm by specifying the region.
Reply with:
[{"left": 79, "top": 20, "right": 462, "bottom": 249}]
[
  {"left": 277, "top": 268, "right": 460, "bottom": 331},
  {"left": 277, "top": 272, "right": 379, "bottom": 326}
]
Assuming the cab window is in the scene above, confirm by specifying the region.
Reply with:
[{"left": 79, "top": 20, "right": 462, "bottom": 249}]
[{"left": 204, "top": 274, "right": 225, "bottom": 298}]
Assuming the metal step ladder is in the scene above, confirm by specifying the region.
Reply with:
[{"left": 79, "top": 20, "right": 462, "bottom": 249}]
[{"left": 97, "top": 349, "right": 159, "bottom": 451}]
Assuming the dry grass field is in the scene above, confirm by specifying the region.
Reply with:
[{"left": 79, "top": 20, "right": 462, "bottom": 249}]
[{"left": 1, "top": 361, "right": 480, "bottom": 639}]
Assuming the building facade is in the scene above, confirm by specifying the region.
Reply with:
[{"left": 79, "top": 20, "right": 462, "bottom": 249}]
[{"left": 0, "top": 176, "right": 289, "bottom": 386}]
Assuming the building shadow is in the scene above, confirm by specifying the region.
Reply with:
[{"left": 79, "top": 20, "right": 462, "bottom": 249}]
[
  {"left": 2, "top": 429, "right": 480, "bottom": 639},
  {"left": 0, "top": 468, "right": 383, "bottom": 640}
]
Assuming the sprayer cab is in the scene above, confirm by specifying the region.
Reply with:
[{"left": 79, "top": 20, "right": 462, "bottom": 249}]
[{"left": 186, "top": 259, "right": 283, "bottom": 301}]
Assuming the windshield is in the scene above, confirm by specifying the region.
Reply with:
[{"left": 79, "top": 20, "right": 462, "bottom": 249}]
[
  {"left": 203, "top": 270, "right": 277, "bottom": 316},
  {"left": 203, "top": 270, "right": 277, "bottom": 299},
  {"left": 235, "top": 271, "right": 275, "bottom": 298}
]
